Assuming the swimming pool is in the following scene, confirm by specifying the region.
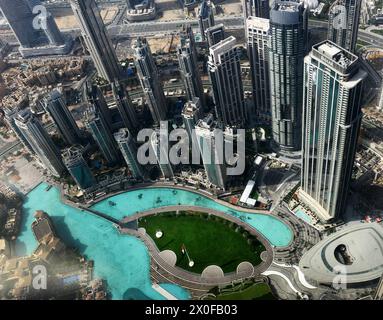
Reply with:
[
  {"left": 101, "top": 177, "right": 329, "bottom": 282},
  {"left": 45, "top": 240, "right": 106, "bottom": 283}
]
[
  {"left": 294, "top": 207, "right": 313, "bottom": 224},
  {"left": 92, "top": 187, "right": 293, "bottom": 247},
  {"left": 17, "top": 183, "right": 293, "bottom": 300}
]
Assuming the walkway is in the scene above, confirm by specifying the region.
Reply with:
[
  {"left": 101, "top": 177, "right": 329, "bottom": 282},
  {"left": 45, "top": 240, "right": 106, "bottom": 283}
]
[
  {"left": 78, "top": 205, "right": 122, "bottom": 225},
  {"left": 152, "top": 284, "right": 178, "bottom": 300},
  {"left": 272, "top": 262, "right": 317, "bottom": 290}
]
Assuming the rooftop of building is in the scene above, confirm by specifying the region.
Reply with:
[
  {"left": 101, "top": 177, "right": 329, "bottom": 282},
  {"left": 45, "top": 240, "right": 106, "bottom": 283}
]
[
  {"left": 270, "top": 1, "right": 304, "bottom": 24},
  {"left": 114, "top": 128, "right": 132, "bottom": 142},
  {"left": 62, "top": 145, "right": 84, "bottom": 161},
  {"left": 196, "top": 113, "right": 217, "bottom": 130},
  {"left": 310, "top": 41, "right": 360, "bottom": 75},
  {"left": 182, "top": 98, "right": 201, "bottom": 116},
  {"left": 246, "top": 16, "right": 270, "bottom": 30},
  {"left": 198, "top": 0, "right": 213, "bottom": 18},
  {"left": 299, "top": 223, "right": 383, "bottom": 284},
  {"left": 209, "top": 36, "right": 237, "bottom": 64},
  {"left": 274, "top": 1, "right": 302, "bottom": 12}
]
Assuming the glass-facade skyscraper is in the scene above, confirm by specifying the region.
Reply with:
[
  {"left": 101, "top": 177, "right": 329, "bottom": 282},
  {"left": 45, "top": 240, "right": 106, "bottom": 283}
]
[
  {"left": 247, "top": 16, "right": 271, "bottom": 125},
  {"left": 0, "top": 0, "right": 70, "bottom": 57},
  {"left": 70, "top": 0, "right": 122, "bottom": 83},
  {"left": 133, "top": 37, "right": 167, "bottom": 125},
  {"left": 62, "top": 145, "right": 96, "bottom": 190},
  {"left": 177, "top": 25, "right": 205, "bottom": 108},
  {"left": 208, "top": 36, "right": 245, "bottom": 128},
  {"left": 269, "top": 1, "right": 307, "bottom": 151},
  {"left": 300, "top": 41, "right": 367, "bottom": 222},
  {"left": 44, "top": 89, "right": 82, "bottom": 146},
  {"left": 328, "top": 0, "right": 362, "bottom": 53},
  {"left": 84, "top": 105, "right": 120, "bottom": 166},
  {"left": 15, "top": 108, "right": 66, "bottom": 177}
]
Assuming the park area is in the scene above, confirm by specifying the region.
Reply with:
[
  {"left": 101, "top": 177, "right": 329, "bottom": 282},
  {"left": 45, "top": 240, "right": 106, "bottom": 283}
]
[
  {"left": 208, "top": 281, "right": 276, "bottom": 300},
  {"left": 138, "top": 211, "right": 265, "bottom": 274}
]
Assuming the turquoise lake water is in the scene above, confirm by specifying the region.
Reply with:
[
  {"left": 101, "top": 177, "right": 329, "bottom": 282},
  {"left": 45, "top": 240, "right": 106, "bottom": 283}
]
[
  {"left": 92, "top": 187, "right": 293, "bottom": 247},
  {"left": 17, "top": 183, "right": 293, "bottom": 300}
]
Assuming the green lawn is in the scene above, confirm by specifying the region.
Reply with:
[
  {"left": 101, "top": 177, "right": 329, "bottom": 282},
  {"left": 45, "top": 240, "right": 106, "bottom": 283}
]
[
  {"left": 138, "top": 212, "right": 265, "bottom": 274},
  {"left": 371, "top": 29, "right": 383, "bottom": 36},
  {"left": 215, "top": 283, "right": 275, "bottom": 300}
]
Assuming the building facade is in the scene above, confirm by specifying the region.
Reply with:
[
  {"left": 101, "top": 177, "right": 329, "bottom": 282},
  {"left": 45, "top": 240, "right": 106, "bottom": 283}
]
[
  {"left": 3, "top": 106, "right": 35, "bottom": 154},
  {"left": 247, "top": 16, "right": 271, "bottom": 125},
  {"left": 85, "top": 82, "right": 113, "bottom": 131},
  {"left": 70, "top": 0, "right": 122, "bottom": 82},
  {"left": 198, "top": 0, "right": 215, "bottom": 41},
  {"left": 114, "top": 128, "right": 145, "bottom": 180},
  {"left": 208, "top": 36, "right": 245, "bottom": 128},
  {"left": 151, "top": 127, "right": 174, "bottom": 180},
  {"left": 15, "top": 109, "right": 65, "bottom": 177},
  {"left": 242, "top": 0, "right": 270, "bottom": 20},
  {"left": 177, "top": 25, "right": 205, "bottom": 108},
  {"left": 328, "top": 0, "right": 362, "bottom": 53},
  {"left": 111, "top": 80, "right": 139, "bottom": 134},
  {"left": 195, "top": 115, "right": 227, "bottom": 190},
  {"left": 62, "top": 145, "right": 96, "bottom": 190},
  {"left": 0, "top": 0, "right": 71, "bottom": 57},
  {"left": 300, "top": 41, "right": 366, "bottom": 222},
  {"left": 84, "top": 105, "right": 120, "bottom": 166},
  {"left": 269, "top": 1, "right": 307, "bottom": 151},
  {"left": 206, "top": 24, "right": 225, "bottom": 47},
  {"left": 182, "top": 97, "right": 203, "bottom": 140},
  {"left": 133, "top": 37, "right": 167, "bottom": 125},
  {"left": 44, "top": 89, "right": 82, "bottom": 145}
]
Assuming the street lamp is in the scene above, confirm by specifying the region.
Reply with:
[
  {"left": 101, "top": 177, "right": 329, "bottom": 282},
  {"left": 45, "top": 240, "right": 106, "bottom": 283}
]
[{"left": 181, "top": 244, "right": 194, "bottom": 268}]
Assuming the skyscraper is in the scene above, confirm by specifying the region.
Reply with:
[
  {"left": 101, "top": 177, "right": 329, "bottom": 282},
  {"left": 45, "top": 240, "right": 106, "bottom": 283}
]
[
  {"left": 378, "top": 86, "right": 383, "bottom": 111},
  {"left": 182, "top": 97, "right": 203, "bottom": 140},
  {"left": 151, "top": 128, "right": 174, "bottom": 180},
  {"left": 70, "top": 0, "right": 122, "bottom": 82},
  {"left": 328, "top": 0, "right": 362, "bottom": 53},
  {"left": 0, "top": 0, "right": 71, "bottom": 57},
  {"left": 242, "top": 0, "right": 270, "bottom": 19},
  {"left": 62, "top": 145, "right": 96, "bottom": 190},
  {"left": 247, "top": 16, "right": 271, "bottom": 125},
  {"left": 0, "top": 37, "right": 9, "bottom": 58},
  {"left": 269, "top": 1, "right": 307, "bottom": 151},
  {"left": 198, "top": 0, "right": 215, "bottom": 41},
  {"left": 206, "top": 24, "right": 225, "bottom": 47},
  {"left": 44, "top": 89, "right": 82, "bottom": 145},
  {"left": 15, "top": 109, "right": 65, "bottom": 177},
  {"left": 300, "top": 41, "right": 366, "bottom": 222},
  {"left": 177, "top": 25, "right": 204, "bottom": 108},
  {"left": 85, "top": 82, "right": 113, "bottom": 131},
  {"left": 84, "top": 105, "right": 120, "bottom": 166},
  {"left": 195, "top": 114, "right": 227, "bottom": 190},
  {"left": 133, "top": 37, "right": 167, "bottom": 125},
  {"left": 111, "top": 80, "right": 139, "bottom": 133},
  {"left": 208, "top": 36, "right": 245, "bottom": 128},
  {"left": 3, "top": 106, "right": 34, "bottom": 154},
  {"left": 114, "top": 128, "right": 145, "bottom": 180}
]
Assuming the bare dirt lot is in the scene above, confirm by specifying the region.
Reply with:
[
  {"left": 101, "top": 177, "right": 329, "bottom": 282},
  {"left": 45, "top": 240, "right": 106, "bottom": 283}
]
[{"left": 54, "top": 7, "right": 118, "bottom": 29}]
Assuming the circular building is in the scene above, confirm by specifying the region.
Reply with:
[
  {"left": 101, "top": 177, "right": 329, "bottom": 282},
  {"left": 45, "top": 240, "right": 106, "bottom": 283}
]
[{"left": 299, "top": 223, "right": 383, "bottom": 286}]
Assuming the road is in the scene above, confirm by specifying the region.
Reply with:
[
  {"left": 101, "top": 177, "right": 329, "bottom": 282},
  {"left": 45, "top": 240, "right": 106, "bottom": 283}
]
[{"left": 1, "top": 16, "right": 382, "bottom": 47}]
